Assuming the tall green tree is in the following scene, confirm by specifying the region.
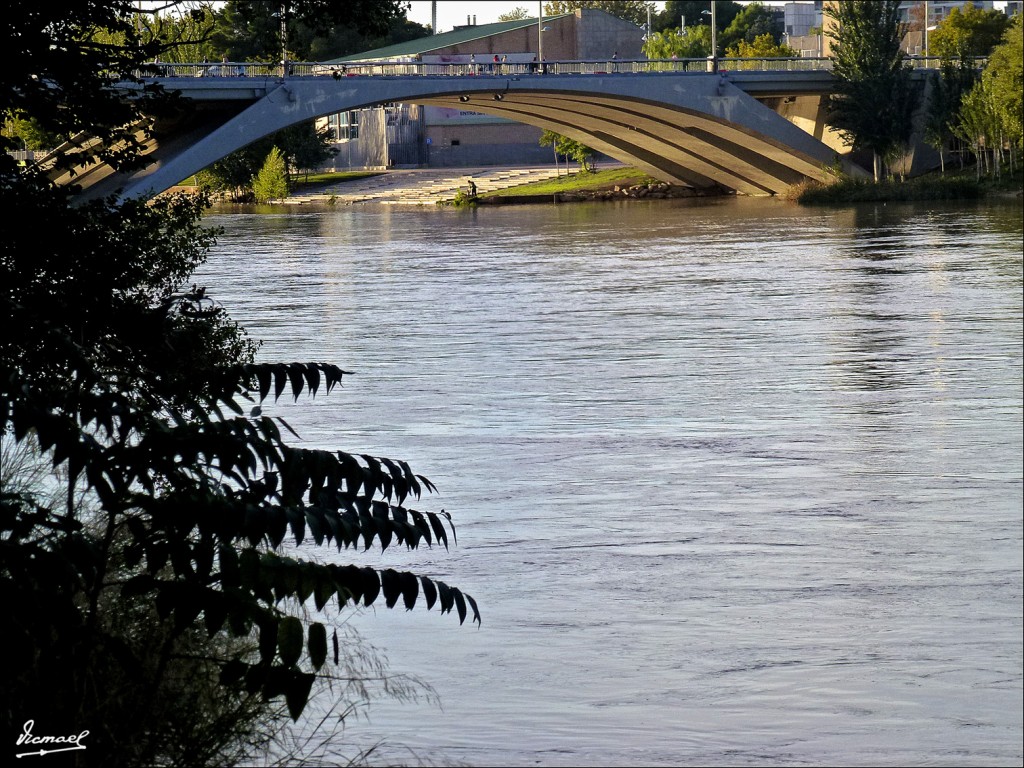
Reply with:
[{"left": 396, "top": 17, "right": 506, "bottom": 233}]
[
  {"left": 826, "top": 0, "right": 920, "bottom": 181},
  {"left": 719, "top": 2, "right": 784, "bottom": 53},
  {"left": 982, "top": 15, "right": 1023, "bottom": 152},
  {"left": 929, "top": 2, "right": 1011, "bottom": 62},
  {"left": 642, "top": 25, "right": 712, "bottom": 60},
  {"left": 952, "top": 75, "right": 1000, "bottom": 178},
  {"left": 952, "top": 15, "right": 1024, "bottom": 177},
  {"left": 920, "top": 2, "right": 1009, "bottom": 174},
  {"left": 2, "top": 3, "right": 478, "bottom": 765},
  {"left": 725, "top": 33, "right": 797, "bottom": 60},
  {"left": 197, "top": 123, "right": 337, "bottom": 200},
  {"left": 654, "top": 1, "right": 742, "bottom": 35},
  {"left": 208, "top": 0, "right": 411, "bottom": 61},
  {"left": 540, "top": 128, "right": 597, "bottom": 172},
  {"left": 252, "top": 145, "right": 290, "bottom": 202},
  {"left": 924, "top": 66, "right": 977, "bottom": 172}
]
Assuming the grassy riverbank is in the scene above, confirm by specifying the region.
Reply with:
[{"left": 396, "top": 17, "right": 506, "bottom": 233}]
[
  {"left": 481, "top": 163, "right": 1023, "bottom": 205},
  {"left": 791, "top": 166, "right": 1023, "bottom": 205},
  {"left": 183, "top": 163, "right": 1022, "bottom": 206},
  {"left": 481, "top": 166, "right": 659, "bottom": 196},
  {"left": 290, "top": 170, "right": 383, "bottom": 189}
]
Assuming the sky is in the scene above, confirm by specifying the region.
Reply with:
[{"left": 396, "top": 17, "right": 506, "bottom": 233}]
[
  {"left": 405, "top": 1, "right": 666, "bottom": 33},
  {"left": 404, "top": 1, "right": 804, "bottom": 35}
]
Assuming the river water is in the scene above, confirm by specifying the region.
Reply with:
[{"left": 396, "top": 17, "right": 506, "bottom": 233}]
[{"left": 197, "top": 197, "right": 1023, "bottom": 767}]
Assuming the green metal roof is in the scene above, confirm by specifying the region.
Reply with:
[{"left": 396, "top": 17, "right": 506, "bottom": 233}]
[{"left": 327, "top": 15, "right": 572, "bottom": 63}]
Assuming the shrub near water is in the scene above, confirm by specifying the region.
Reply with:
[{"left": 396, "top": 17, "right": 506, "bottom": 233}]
[
  {"left": 795, "top": 176, "right": 986, "bottom": 204},
  {"left": 252, "top": 146, "right": 289, "bottom": 203}
]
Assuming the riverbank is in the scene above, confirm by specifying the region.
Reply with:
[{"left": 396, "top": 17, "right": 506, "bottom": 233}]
[
  {"left": 790, "top": 167, "right": 1024, "bottom": 205},
  {"left": 476, "top": 164, "right": 1022, "bottom": 206},
  {"left": 471, "top": 167, "right": 729, "bottom": 205},
  {"left": 182, "top": 163, "right": 1023, "bottom": 208}
]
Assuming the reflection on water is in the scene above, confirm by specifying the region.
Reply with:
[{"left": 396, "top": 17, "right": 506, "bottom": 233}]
[{"left": 197, "top": 197, "right": 1023, "bottom": 766}]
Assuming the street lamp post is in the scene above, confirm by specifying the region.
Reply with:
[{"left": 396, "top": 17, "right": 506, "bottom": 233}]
[
  {"left": 538, "top": 0, "right": 543, "bottom": 65},
  {"left": 923, "top": 0, "right": 929, "bottom": 56},
  {"left": 279, "top": 2, "right": 288, "bottom": 77},
  {"left": 710, "top": 1, "right": 717, "bottom": 71},
  {"left": 701, "top": 3, "right": 717, "bottom": 72}
]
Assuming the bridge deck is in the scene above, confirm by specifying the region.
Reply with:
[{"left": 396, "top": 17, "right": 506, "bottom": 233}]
[{"left": 67, "top": 58, "right": 935, "bottom": 201}]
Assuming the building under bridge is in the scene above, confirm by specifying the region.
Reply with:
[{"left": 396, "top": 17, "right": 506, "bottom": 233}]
[{"left": 317, "top": 8, "right": 645, "bottom": 170}]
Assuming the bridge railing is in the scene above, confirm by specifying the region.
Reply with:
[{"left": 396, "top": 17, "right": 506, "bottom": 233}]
[{"left": 133, "top": 55, "right": 967, "bottom": 81}]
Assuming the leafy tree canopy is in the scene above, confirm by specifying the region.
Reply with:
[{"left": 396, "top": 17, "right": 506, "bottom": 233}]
[
  {"left": 977, "top": 14, "right": 1024, "bottom": 148},
  {"left": 499, "top": 7, "right": 532, "bottom": 22},
  {"left": 642, "top": 26, "right": 711, "bottom": 59},
  {"left": 653, "top": 1, "right": 742, "bottom": 34},
  {"left": 208, "top": 0, "right": 419, "bottom": 61},
  {"left": 826, "top": 0, "right": 920, "bottom": 181},
  {"left": 252, "top": 145, "right": 290, "bottom": 202},
  {"left": 196, "top": 123, "right": 336, "bottom": 201},
  {"left": 540, "top": 128, "right": 597, "bottom": 170},
  {"left": 726, "top": 33, "right": 797, "bottom": 59},
  {"left": 718, "top": 2, "right": 784, "bottom": 53},
  {"left": 930, "top": 2, "right": 1012, "bottom": 62}
]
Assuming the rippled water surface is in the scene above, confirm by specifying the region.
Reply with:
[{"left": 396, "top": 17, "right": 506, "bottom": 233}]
[{"left": 198, "top": 198, "right": 1023, "bottom": 766}]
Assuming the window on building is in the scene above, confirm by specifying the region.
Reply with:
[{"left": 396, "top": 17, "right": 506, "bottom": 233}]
[{"left": 328, "top": 111, "right": 360, "bottom": 141}]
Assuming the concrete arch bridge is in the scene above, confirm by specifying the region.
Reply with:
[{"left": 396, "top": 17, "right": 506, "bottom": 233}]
[{"left": 61, "top": 59, "right": 887, "bottom": 202}]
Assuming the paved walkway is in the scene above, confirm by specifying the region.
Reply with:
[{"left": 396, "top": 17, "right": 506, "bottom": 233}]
[{"left": 285, "top": 165, "right": 571, "bottom": 205}]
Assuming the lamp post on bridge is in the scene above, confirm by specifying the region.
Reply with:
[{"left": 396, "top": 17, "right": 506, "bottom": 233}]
[
  {"left": 709, "top": 2, "right": 718, "bottom": 73},
  {"left": 537, "top": 1, "right": 543, "bottom": 69}
]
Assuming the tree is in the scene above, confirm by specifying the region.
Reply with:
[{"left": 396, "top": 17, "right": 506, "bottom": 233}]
[
  {"left": 1, "top": 114, "right": 60, "bottom": 151},
  {"left": 642, "top": 26, "right": 711, "bottom": 60},
  {"left": 920, "top": 2, "right": 1010, "bottom": 175},
  {"left": 826, "top": 0, "right": 920, "bottom": 182},
  {"left": 952, "top": 75, "right": 1000, "bottom": 178},
  {"left": 2, "top": 2, "right": 479, "bottom": 764},
  {"left": 540, "top": 128, "right": 597, "bottom": 172},
  {"left": 923, "top": 67, "right": 976, "bottom": 172},
  {"left": 281, "top": 123, "right": 339, "bottom": 179},
  {"left": 252, "top": 146, "right": 290, "bottom": 202},
  {"left": 499, "top": 7, "right": 532, "bottom": 22},
  {"left": 982, "top": 15, "right": 1023, "bottom": 153},
  {"left": 929, "top": 2, "right": 1011, "bottom": 62},
  {"left": 654, "top": 1, "right": 742, "bottom": 35},
  {"left": 197, "top": 123, "right": 337, "bottom": 200},
  {"left": 719, "top": 2, "right": 784, "bottom": 53},
  {"left": 951, "top": 15, "right": 1024, "bottom": 177},
  {"left": 725, "top": 33, "right": 798, "bottom": 60},
  {"left": 544, "top": 0, "right": 655, "bottom": 28},
  {"left": 208, "top": 0, "right": 411, "bottom": 61},
  {"left": 130, "top": 4, "right": 221, "bottom": 64}
]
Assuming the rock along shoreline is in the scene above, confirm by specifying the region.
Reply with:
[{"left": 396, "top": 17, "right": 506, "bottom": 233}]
[{"left": 477, "top": 181, "right": 731, "bottom": 205}]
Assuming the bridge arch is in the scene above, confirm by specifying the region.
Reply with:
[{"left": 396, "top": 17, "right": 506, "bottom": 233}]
[{"left": 72, "top": 70, "right": 853, "bottom": 202}]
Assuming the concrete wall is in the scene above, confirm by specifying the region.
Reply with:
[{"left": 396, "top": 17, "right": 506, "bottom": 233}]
[
  {"left": 415, "top": 9, "right": 643, "bottom": 63},
  {"left": 575, "top": 8, "right": 644, "bottom": 60},
  {"left": 424, "top": 122, "right": 552, "bottom": 167}
]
